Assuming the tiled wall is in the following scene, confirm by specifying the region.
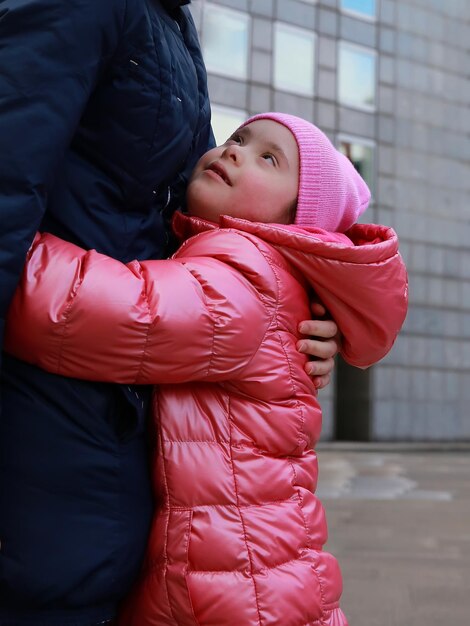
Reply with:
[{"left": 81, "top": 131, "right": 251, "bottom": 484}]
[{"left": 373, "top": 0, "right": 470, "bottom": 440}]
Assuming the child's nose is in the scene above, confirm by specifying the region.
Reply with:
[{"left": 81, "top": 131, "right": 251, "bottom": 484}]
[{"left": 223, "top": 143, "right": 242, "bottom": 163}]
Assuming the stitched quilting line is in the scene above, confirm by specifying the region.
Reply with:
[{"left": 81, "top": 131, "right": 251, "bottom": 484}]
[
  {"left": 163, "top": 497, "right": 301, "bottom": 510},
  {"left": 160, "top": 438, "right": 298, "bottom": 449},
  {"left": 146, "top": 548, "right": 326, "bottom": 576},
  {"left": 257, "top": 236, "right": 309, "bottom": 454},
  {"left": 308, "top": 557, "right": 328, "bottom": 626},
  {"left": 263, "top": 244, "right": 323, "bottom": 596},
  {"left": 158, "top": 422, "right": 180, "bottom": 625},
  {"left": 181, "top": 509, "right": 201, "bottom": 626},
  {"left": 286, "top": 464, "right": 329, "bottom": 625},
  {"left": 143, "top": 6, "right": 164, "bottom": 165},
  {"left": 260, "top": 245, "right": 330, "bottom": 626},
  {"left": 226, "top": 395, "right": 263, "bottom": 626},
  {"left": 275, "top": 327, "right": 307, "bottom": 452},
  {"left": 274, "top": 332, "right": 313, "bottom": 554}
]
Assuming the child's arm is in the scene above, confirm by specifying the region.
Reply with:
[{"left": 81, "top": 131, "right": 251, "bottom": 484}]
[{"left": 4, "top": 232, "right": 271, "bottom": 384}]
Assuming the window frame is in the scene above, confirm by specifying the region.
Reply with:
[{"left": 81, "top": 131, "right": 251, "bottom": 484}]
[
  {"left": 273, "top": 21, "right": 317, "bottom": 97},
  {"left": 201, "top": 2, "right": 251, "bottom": 81},
  {"left": 340, "top": 0, "right": 377, "bottom": 22},
  {"left": 338, "top": 40, "right": 378, "bottom": 111}
]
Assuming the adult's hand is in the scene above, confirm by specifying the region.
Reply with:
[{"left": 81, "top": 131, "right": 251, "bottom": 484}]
[{"left": 297, "top": 303, "right": 340, "bottom": 389}]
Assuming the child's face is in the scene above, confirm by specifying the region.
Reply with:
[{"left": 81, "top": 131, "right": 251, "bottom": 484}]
[{"left": 186, "top": 119, "right": 299, "bottom": 224}]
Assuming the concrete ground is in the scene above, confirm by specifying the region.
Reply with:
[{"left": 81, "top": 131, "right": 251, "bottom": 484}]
[{"left": 316, "top": 443, "right": 470, "bottom": 626}]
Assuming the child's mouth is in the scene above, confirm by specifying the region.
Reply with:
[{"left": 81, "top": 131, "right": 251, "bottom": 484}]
[{"left": 206, "top": 163, "right": 232, "bottom": 185}]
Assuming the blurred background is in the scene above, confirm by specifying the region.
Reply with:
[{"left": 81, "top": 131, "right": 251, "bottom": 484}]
[{"left": 189, "top": 0, "right": 470, "bottom": 444}]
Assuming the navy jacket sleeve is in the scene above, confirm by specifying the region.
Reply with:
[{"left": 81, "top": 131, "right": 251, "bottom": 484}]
[{"left": 0, "top": 0, "right": 126, "bottom": 348}]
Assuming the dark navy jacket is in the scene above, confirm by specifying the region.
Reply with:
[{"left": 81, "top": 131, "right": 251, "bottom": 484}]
[{"left": 0, "top": 1, "right": 212, "bottom": 624}]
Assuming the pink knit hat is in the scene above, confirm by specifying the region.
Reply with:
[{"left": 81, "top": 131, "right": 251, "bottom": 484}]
[{"left": 240, "top": 112, "right": 371, "bottom": 232}]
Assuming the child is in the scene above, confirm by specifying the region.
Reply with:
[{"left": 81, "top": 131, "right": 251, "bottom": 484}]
[{"left": 5, "top": 113, "right": 408, "bottom": 626}]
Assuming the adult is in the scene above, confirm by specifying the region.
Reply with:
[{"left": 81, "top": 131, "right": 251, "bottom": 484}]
[{"left": 0, "top": 1, "right": 338, "bottom": 624}]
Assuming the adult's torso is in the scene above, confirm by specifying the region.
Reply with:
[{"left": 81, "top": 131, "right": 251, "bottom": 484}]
[
  {"left": 43, "top": 0, "right": 210, "bottom": 261},
  {"left": 0, "top": 1, "right": 211, "bottom": 624}
]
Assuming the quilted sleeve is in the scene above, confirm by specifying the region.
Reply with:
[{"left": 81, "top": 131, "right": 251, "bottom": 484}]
[
  {"left": 0, "top": 0, "right": 125, "bottom": 351},
  {"left": 4, "top": 232, "right": 273, "bottom": 384},
  {"left": 340, "top": 252, "right": 408, "bottom": 368},
  {"left": 314, "top": 250, "right": 409, "bottom": 369}
]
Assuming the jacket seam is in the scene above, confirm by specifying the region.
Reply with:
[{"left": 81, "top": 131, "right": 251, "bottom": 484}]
[
  {"left": 160, "top": 496, "right": 300, "bottom": 510},
  {"left": 205, "top": 295, "right": 218, "bottom": 379},
  {"left": 276, "top": 329, "right": 307, "bottom": 449},
  {"left": 158, "top": 420, "right": 178, "bottom": 624},
  {"left": 150, "top": 550, "right": 325, "bottom": 576},
  {"left": 262, "top": 247, "right": 329, "bottom": 625},
  {"left": 108, "top": 0, "right": 132, "bottom": 67},
  {"left": 226, "top": 395, "right": 263, "bottom": 626},
  {"left": 144, "top": 6, "right": 164, "bottom": 164}
]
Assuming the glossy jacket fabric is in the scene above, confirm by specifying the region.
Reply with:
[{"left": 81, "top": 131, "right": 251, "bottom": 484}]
[
  {"left": 6, "top": 213, "right": 408, "bottom": 625},
  {"left": 0, "top": 1, "right": 211, "bottom": 623}
]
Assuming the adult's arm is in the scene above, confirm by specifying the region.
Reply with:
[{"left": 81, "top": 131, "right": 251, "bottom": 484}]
[
  {"left": 5, "top": 232, "right": 272, "bottom": 384},
  {"left": 0, "top": 0, "right": 125, "bottom": 349}
]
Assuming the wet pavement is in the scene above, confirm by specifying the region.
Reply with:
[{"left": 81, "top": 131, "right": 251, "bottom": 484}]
[{"left": 316, "top": 443, "right": 470, "bottom": 626}]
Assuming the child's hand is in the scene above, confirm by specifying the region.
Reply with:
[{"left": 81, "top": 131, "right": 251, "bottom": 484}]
[{"left": 297, "top": 303, "right": 341, "bottom": 389}]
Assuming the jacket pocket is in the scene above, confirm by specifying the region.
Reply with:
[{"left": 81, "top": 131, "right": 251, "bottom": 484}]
[{"left": 165, "top": 509, "right": 200, "bottom": 625}]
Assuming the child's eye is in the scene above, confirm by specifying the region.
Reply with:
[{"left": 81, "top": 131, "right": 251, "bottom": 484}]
[
  {"left": 262, "top": 154, "right": 276, "bottom": 166},
  {"left": 227, "top": 133, "right": 242, "bottom": 145}
]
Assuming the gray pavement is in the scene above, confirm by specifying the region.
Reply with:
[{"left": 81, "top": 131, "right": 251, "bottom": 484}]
[{"left": 316, "top": 444, "right": 470, "bottom": 626}]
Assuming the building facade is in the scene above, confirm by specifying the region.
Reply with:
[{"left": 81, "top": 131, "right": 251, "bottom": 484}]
[{"left": 189, "top": 0, "right": 470, "bottom": 441}]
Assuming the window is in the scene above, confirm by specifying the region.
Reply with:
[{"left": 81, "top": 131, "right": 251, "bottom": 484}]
[
  {"left": 341, "top": 0, "right": 376, "bottom": 19},
  {"left": 210, "top": 105, "right": 247, "bottom": 146},
  {"left": 338, "top": 135, "right": 375, "bottom": 197},
  {"left": 201, "top": 4, "right": 249, "bottom": 79},
  {"left": 338, "top": 42, "right": 376, "bottom": 109},
  {"left": 274, "top": 23, "right": 316, "bottom": 96}
]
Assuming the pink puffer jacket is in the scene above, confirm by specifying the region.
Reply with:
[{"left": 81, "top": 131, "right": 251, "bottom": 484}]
[{"left": 5, "top": 213, "right": 408, "bottom": 626}]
